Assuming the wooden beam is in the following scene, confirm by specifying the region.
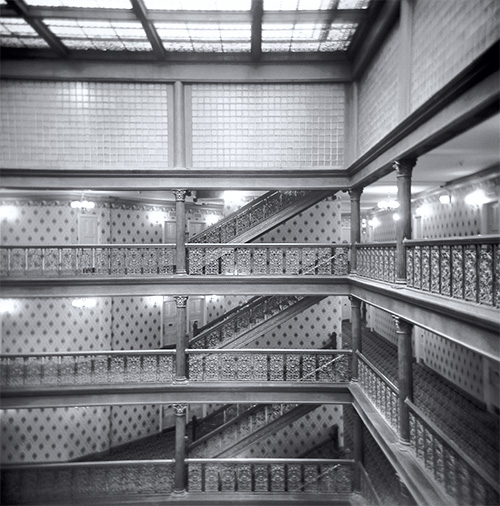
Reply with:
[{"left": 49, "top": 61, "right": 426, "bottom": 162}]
[
  {"left": 130, "top": 0, "right": 166, "bottom": 60},
  {"left": 5, "top": 0, "right": 68, "bottom": 57},
  {"left": 250, "top": 0, "right": 263, "bottom": 61}
]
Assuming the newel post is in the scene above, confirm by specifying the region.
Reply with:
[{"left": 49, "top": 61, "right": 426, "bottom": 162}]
[
  {"left": 394, "top": 159, "right": 416, "bottom": 283},
  {"left": 350, "top": 296, "right": 362, "bottom": 381},
  {"left": 349, "top": 187, "right": 363, "bottom": 274},
  {"left": 173, "top": 403, "right": 188, "bottom": 495},
  {"left": 174, "top": 296, "right": 188, "bottom": 383},
  {"left": 173, "top": 190, "right": 188, "bottom": 275},
  {"left": 393, "top": 315, "right": 414, "bottom": 444}
]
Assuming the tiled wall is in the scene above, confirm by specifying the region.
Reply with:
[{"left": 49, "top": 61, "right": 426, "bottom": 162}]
[
  {"left": 0, "top": 81, "right": 170, "bottom": 169},
  {"left": 410, "top": 0, "right": 500, "bottom": 112},
  {"left": 357, "top": 21, "right": 399, "bottom": 156},
  {"left": 190, "top": 83, "right": 345, "bottom": 169}
]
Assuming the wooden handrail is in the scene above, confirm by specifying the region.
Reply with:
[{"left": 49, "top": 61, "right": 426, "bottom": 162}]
[
  {"left": 355, "top": 241, "right": 397, "bottom": 248},
  {"left": 187, "top": 348, "right": 352, "bottom": 356},
  {"left": 405, "top": 399, "right": 500, "bottom": 492},
  {"left": 1, "top": 350, "right": 175, "bottom": 359},
  {"left": 356, "top": 351, "right": 399, "bottom": 394},
  {"left": 0, "top": 243, "right": 176, "bottom": 249},
  {"left": 404, "top": 234, "right": 499, "bottom": 247},
  {"left": 1, "top": 459, "right": 175, "bottom": 470}
]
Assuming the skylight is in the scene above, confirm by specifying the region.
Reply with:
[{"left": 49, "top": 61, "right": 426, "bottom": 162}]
[
  {"left": 24, "top": 0, "right": 131, "bottom": 8},
  {"left": 144, "top": 0, "right": 251, "bottom": 11},
  {"left": 0, "top": 17, "right": 50, "bottom": 48}
]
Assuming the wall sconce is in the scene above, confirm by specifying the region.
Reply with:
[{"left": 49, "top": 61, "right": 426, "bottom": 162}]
[
  {"left": 438, "top": 193, "right": 451, "bottom": 205},
  {"left": 415, "top": 203, "right": 432, "bottom": 218},
  {"left": 71, "top": 298, "right": 97, "bottom": 309},
  {"left": 0, "top": 205, "right": 18, "bottom": 221},
  {"left": 0, "top": 299, "right": 17, "bottom": 314},
  {"left": 368, "top": 217, "right": 379, "bottom": 227},
  {"left": 361, "top": 218, "right": 367, "bottom": 234},
  {"left": 464, "top": 189, "right": 491, "bottom": 207},
  {"left": 148, "top": 210, "right": 166, "bottom": 223},
  {"left": 392, "top": 213, "right": 401, "bottom": 221}
]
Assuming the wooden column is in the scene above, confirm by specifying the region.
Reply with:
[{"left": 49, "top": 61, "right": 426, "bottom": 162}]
[
  {"left": 173, "top": 81, "right": 185, "bottom": 168},
  {"left": 350, "top": 296, "right": 362, "bottom": 381},
  {"left": 173, "top": 190, "right": 187, "bottom": 275},
  {"left": 353, "top": 409, "right": 363, "bottom": 493},
  {"left": 349, "top": 187, "right": 363, "bottom": 274},
  {"left": 393, "top": 315, "right": 414, "bottom": 444},
  {"left": 394, "top": 159, "right": 416, "bottom": 283},
  {"left": 174, "top": 296, "right": 188, "bottom": 383},
  {"left": 398, "top": 0, "right": 414, "bottom": 120},
  {"left": 173, "top": 403, "right": 188, "bottom": 494}
]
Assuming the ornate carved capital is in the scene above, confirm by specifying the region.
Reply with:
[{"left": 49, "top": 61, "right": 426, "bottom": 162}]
[
  {"left": 174, "top": 296, "right": 188, "bottom": 308},
  {"left": 173, "top": 190, "right": 187, "bottom": 202},
  {"left": 173, "top": 404, "right": 187, "bottom": 416},
  {"left": 393, "top": 158, "right": 417, "bottom": 178},
  {"left": 392, "top": 315, "right": 413, "bottom": 334},
  {"left": 348, "top": 187, "right": 363, "bottom": 202}
]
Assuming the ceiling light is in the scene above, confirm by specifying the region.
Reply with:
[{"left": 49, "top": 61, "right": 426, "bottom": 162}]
[
  {"left": 70, "top": 200, "right": 95, "bottom": 210},
  {"left": 377, "top": 198, "right": 399, "bottom": 211},
  {"left": 438, "top": 193, "right": 451, "bottom": 205}
]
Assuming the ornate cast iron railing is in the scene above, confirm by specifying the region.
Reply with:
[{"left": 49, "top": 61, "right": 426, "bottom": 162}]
[
  {"left": 407, "top": 400, "right": 499, "bottom": 506},
  {"left": 189, "top": 403, "right": 299, "bottom": 458},
  {"left": 187, "top": 349, "right": 352, "bottom": 383},
  {"left": 187, "top": 243, "right": 349, "bottom": 276},
  {"left": 357, "top": 352, "right": 399, "bottom": 432},
  {"left": 355, "top": 242, "right": 397, "bottom": 283},
  {"left": 0, "top": 350, "right": 176, "bottom": 387},
  {"left": 405, "top": 236, "right": 500, "bottom": 307},
  {"left": 187, "top": 458, "right": 354, "bottom": 494},
  {"left": 0, "top": 244, "right": 176, "bottom": 277},
  {"left": 1, "top": 460, "right": 175, "bottom": 504},
  {"left": 190, "top": 190, "right": 311, "bottom": 244},
  {"left": 190, "top": 295, "right": 304, "bottom": 348}
]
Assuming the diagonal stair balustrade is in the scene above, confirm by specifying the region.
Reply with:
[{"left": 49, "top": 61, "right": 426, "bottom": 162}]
[
  {"left": 188, "top": 403, "right": 322, "bottom": 458},
  {"left": 190, "top": 190, "right": 335, "bottom": 245},
  {"left": 190, "top": 295, "right": 327, "bottom": 349}
]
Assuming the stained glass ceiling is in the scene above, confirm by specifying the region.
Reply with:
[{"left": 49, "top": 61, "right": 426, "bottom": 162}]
[{"left": 0, "top": 0, "right": 374, "bottom": 61}]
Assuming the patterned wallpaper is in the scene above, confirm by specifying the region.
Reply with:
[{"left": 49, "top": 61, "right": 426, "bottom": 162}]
[
  {"left": 0, "top": 81, "right": 170, "bottom": 169},
  {"left": 190, "top": 83, "right": 345, "bottom": 169},
  {"left": 238, "top": 405, "right": 344, "bottom": 458},
  {"left": 1, "top": 405, "right": 160, "bottom": 464}
]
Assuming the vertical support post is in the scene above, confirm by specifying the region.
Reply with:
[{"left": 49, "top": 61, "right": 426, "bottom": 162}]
[
  {"left": 353, "top": 409, "right": 364, "bottom": 493},
  {"left": 349, "top": 187, "right": 363, "bottom": 274},
  {"left": 173, "top": 403, "right": 188, "bottom": 495},
  {"left": 398, "top": 0, "right": 414, "bottom": 120},
  {"left": 393, "top": 315, "right": 414, "bottom": 444},
  {"left": 173, "top": 81, "right": 186, "bottom": 169},
  {"left": 174, "top": 296, "right": 188, "bottom": 383},
  {"left": 173, "top": 190, "right": 187, "bottom": 275},
  {"left": 350, "top": 296, "right": 362, "bottom": 381},
  {"left": 394, "top": 159, "right": 416, "bottom": 283}
]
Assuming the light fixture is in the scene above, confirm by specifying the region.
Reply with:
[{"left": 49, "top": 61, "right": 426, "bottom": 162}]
[
  {"left": 71, "top": 298, "right": 97, "bottom": 309},
  {"left": 368, "top": 217, "right": 379, "bottom": 227},
  {"left": 148, "top": 210, "right": 166, "bottom": 223},
  {"left": 438, "top": 193, "right": 451, "bottom": 205},
  {"left": 392, "top": 213, "right": 401, "bottom": 221},
  {"left": 206, "top": 214, "right": 221, "bottom": 226},
  {"left": 0, "top": 299, "right": 16, "bottom": 314},
  {"left": 464, "top": 189, "right": 491, "bottom": 207},
  {"left": 0, "top": 205, "right": 18, "bottom": 221},
  {"left": 415, "top": 204, "right": 432, "bottom": 218},
  {"left": 70, "top": 192, "right": 95, "bottom": 210},
  {"left": 377, "top": 198, "right": 400, "bottom": 211},
  {"left": 223, "top": 191, "right": 244, "bottom": 205}
]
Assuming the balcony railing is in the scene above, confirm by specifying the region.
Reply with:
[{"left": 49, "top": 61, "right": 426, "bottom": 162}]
[
  {"left": 187, "top": 458, "right": 354, "bottom": 494},
  {"left": 405, "top": 236, "right": 499, "bottom": 307},
  {"left": 1, "top": 460, "right": 176, "bottom": 504},
  {"left": 0, "top": 350, "right": 176, "bottom": 387},
  {"left": 407, "top": 400, "right": 499, "bottom": 506},
  {"left": 357, "top": 352, "right": 399, "bottom": 432},
  {"left": 187, "top": 349, "right": 352, "bottom": 383},
  {"left": 0, "top": 244, "right": 175, "bottom": 277},
  {"left": 355, "top": 242, "right": 396, "bottom": 283},
  {"left": 187, "top": 243, "right": 349, "bottom": 276}
]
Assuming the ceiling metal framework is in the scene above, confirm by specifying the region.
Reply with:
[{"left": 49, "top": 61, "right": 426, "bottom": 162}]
[{"left": 0, "top": 0, "right": 378, "bottom": 63}]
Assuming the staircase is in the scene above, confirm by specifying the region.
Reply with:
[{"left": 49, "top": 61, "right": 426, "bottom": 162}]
[
  {"left": 189, "top": 403, "right": 322, "bottom": 458},
  {"left": 190, "top": 190, "right": 335, "bottom": 244},
  {"left": 190, "top": 295, "right": 327, "bottom": 349}
]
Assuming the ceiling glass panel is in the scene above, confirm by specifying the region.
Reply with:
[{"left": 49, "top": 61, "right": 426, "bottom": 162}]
[
  {"left": 144, "top": 0, "right": 250, "bottom": 11},
  {"left": 338, "top": 0, "right": 370, "bottom": 8},
  {"left": 24, "top": 0, "right": 131, "bottom": 8},
  {"left": 0, "top": 18, "right": 50, "bottom": 48},
  {"left": 264, "top": 0, "right": 334, "bottom": 10}
]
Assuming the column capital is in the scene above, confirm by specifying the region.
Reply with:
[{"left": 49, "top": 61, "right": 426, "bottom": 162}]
[
  {"left": 393, "top": 158, "right": 417, "bottom": 177},
  {"left": 392, "top": 315, "right": 413, "bottom": 334},
  {"left": 173, "top": 189, "right": 188, "bottom": 202},
  {"left": 174, "top": 296, "right": 188, "bottom": 308},
  {"left": 349, "top": 187, "right": 363, "bottom": 201},
  {"left": 173, "top": 403, "right": 187, "bottom": 416}
]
